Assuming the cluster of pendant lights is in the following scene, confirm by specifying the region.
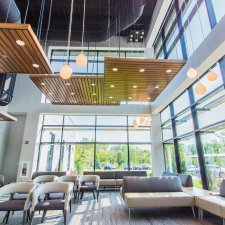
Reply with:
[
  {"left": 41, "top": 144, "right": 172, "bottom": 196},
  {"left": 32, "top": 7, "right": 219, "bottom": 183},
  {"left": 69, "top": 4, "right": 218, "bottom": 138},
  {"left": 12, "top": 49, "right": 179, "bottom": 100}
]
[
  {"left": 60, "top": 0, "right": 87, "bottom": 80},
  {"left": 187, "top": 66, "right": 218, "bottom": 95},
  {"left": 132, "top": 116, "right": 151, "bottom": 128}
]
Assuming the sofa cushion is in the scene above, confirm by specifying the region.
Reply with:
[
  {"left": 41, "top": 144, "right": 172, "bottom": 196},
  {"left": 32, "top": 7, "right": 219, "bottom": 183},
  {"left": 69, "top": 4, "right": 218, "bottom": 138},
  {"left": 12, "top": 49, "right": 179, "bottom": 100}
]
[
  {"left": 220, "top": 180, "right": 225, "bottom": 197},
  {"left": 35, "top": 199, "right": 65, "bottom": 211},
  {"left": 178, "top": 173, "right": 193, "bottom": 187},
  {"left": 83, "top": 171, "right": 115, "bottom": 179},
  {"left": 123, "top": 176, "right": 183, "bottom": 194},
  {"left": 100, "top": 179, "right": 116, "bottom": 186},
  {"left": 124, "top": 192, "right": 195, "bottom": 208},
  {"left": 116, "top": 179, "right": 123, "bottom": 186},
  {"left": 115, "top": 171, "right": 147, "bottom": 179},
  {"left": 196, "top": 195, "right": 225, "bottom": 217}
]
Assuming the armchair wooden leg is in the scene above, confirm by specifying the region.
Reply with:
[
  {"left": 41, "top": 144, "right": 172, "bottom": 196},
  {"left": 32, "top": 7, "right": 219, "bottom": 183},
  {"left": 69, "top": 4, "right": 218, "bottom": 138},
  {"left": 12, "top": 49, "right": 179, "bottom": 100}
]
[
  {"left": 30, "top": 211, "right": 35, "bottom": 225},
  {"left": 92, "top": 190, "right": 96, "bottom": 199},
  {"left": 5, "top": 211, "right": 10, "bottom": 224},
  {"left": 2, "top": 211, "right": 10, "bottom": 224},
  {"left": 41, "top": 210, "right": 47, "bottom": 223},
  {"left": 27, "top": 210, "right": 30, "bottom": 223},
  {"left": 80, "top": 191, "right": 84, "bottom": 200},
  {"left": 73, "top": 190, "right": 76, "bottom": 203},
  {"left": 96, "top": 190, "right": 99, "bottom": 201},
  {"left": 63, "top": 210, "right": 67, "bottom": 225},
  {"left": 69, "top": 200, "right": 72, "bottom": 213},
  {"left": 22, "top": 210, "right": 27, "bottom": 225}
]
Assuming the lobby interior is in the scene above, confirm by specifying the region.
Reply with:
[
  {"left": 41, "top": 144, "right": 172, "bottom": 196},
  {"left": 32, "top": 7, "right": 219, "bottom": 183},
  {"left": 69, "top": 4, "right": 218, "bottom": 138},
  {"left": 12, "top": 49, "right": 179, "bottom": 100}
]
[{"left": 1, "top": 0, "right": 225, "bottom": 224}]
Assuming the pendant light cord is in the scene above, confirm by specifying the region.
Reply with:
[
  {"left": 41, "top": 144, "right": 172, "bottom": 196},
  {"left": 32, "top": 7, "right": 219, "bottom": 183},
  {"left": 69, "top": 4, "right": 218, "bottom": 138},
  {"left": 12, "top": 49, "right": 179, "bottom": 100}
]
[
  {"left": 5, "top": 0, "right": 12, "bottom": 23},
  {"left": 81, "top": 0, "right": 86, "bottom": 51},
  {"left": 67, "top": 0, "right": 74, "bottom": 63},
  {"left": 24, "top": 0, "right": 30, "bottom": 23},
  {"left": 44, "top": 0, "right": 53, "bottom": 52}
]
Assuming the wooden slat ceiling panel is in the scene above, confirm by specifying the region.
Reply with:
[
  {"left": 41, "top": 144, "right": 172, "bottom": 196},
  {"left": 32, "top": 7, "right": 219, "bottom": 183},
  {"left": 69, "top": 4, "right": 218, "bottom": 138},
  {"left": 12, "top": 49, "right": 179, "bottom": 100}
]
[
  {"left": 104, "top": 57, "right": 186, "bottom": 102},
  {"left": 30, "top": 75, "right": 119, "bottom": 105},
  {"left": 0, "top": 23, "right": 52, "bottom": 74}
]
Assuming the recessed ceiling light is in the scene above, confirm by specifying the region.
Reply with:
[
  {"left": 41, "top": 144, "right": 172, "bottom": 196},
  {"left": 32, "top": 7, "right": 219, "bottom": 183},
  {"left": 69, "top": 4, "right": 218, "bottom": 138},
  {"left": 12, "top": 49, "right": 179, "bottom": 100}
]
[
  {"left": 91, "top": 83, "right": 95, "bottom": 86},
  {"left": 32, "top": 63, "right": 39, "bottom": 68},
  {"left": 139, "top": 69, "right": 145, "bottom": 73},
  {"left": 130, "top": 38, "right": 132, "bottom": 42},
  {"left": 71, "top": 92, "right": 74, "bottom": 95},
  {"left": 109, "top": 96, "right": 113, "bottom": 99},
  {"left": 166, "top": 69, "right": 172, "bottom": 73},
  {"left": 113, "top": 101, "right": 116, "bottom": 104},
  {"left": 136, "top": 31, "right": 139, "bottom": 34},
  {"left": 2, "top": 54, "right": 7, "bottom": 58},
  {"left": 130, "top": 34, "right": 133, "bottom": 37},
  {"left": 140, "top": 36, "right": 143, "bottom": 39},
  {"left": 133, "top": 85, "right": 138, "bottom": 89},
  {"left": 147, "top": 97, "right": 151, "bottom": 100},
  {"left": 110, "top": 84, "right": 115, "bottom": 88},
  {"left": 135, "top": 39, "right": 138, "bottom": 42},
  {"left": 55, "top": 100, "right": 58, "bottom": 103},
  {"left": 66, "top": 82, "right": 70, "bottom": 86},
  {"left": 112, "top": 68, "right": 118, "bottom": 72},
  {"left": 16, "top": 40, "right": 25, "bottom": 46},
  {"left": 93, "top": 93, "right": 96, "bottom": 96},
  {"left": 93, "top": 101, "right": 97, "bottom": 103},
  {"left": 41, "top": 82, "right": 45, "bottom": 86},
  {"left": 155, "top": 84, "right": 159, "bottom": 89},
  {"left": 49, "top": 92, "right": 52, "bottom": 95},
  {"left": 142, "top": 31, "right": 144, "bottom": 35},
  {"left": 128, "top": 97, "right": 132, "bottom": 100}
]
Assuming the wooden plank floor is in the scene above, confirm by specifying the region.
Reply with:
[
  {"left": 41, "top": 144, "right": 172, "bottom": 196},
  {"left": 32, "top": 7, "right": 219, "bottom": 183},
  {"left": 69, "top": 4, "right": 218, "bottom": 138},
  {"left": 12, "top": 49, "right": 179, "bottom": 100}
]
[{"left": 0, "top": 192, "right": 222, "bottom": 225}]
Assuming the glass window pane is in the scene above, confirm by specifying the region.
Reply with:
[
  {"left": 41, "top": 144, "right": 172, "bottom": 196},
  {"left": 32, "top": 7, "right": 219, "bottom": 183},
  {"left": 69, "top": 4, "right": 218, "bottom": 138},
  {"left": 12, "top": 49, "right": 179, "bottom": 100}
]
[
  {"left": 41, "top": 127, "right": 62, "bottom": 143},
  {"left": 64, "top": 116, "right": 95, "bottom": 126},
  {"left": 197, "top": 89, "right": 225, "bottom": 129},
  {"left": 129, "top": 128, "right": 151, "bottom": 143},
  {"left": 162, "top": 122, "right": 173, "bottom": 141},
  {"left": 173, "top": 91, "right": 190, "bottom": 114},
  {"left": 161, "top": 107, "right": 171, "bottom": 123},
  {"left": 201, "top": 127, "right": 225, "bottom": 191},
  {"left": 43, "top": 115, "right": 63, "bottom": 125},
  {"left": 178, "top": 135, "right": 202, "bottom": 188},
  {"left": 164, "top": 144, "right": 177, "bottom": 173},
  {"left": 60, "top": 145, "right": 75, "bottom": 171},
  {"left": 129, "top": 144, "right": 152, "bottom": 175},
  {"left": 62, "top": 127, "right": 95, "bottom": 142},
  {"left": 97, "top": 116, "right": 127, "bottom": 126},
  {"left": 74, "top": 144, "right": 94, "bottom": 174},
  {"left": 96, "top": 144, "right": 128, "bottom": 170},
  {"left": 175, "top": 110, "right": 194, "bottom": 136},
  {"left": 96, "top": 127, "right": 127, "bottom": 143},
  {"left": 212, "top": 0, "right": 225, "bottom": 23},
  {"left": 38, "top": 144, "right": 61, "bottom": 172}
]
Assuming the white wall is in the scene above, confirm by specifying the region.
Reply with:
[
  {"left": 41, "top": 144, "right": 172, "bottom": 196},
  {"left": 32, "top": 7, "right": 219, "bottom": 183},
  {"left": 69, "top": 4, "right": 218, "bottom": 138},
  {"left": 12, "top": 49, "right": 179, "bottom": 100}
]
[{"left": 2, "top": 115, "right": 26, "bottom": 184}]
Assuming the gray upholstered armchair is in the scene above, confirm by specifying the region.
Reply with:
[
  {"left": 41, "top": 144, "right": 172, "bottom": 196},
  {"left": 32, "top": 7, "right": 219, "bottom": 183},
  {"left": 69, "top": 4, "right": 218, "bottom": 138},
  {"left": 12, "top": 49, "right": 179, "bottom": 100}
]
[
  {"left": 0, "top": 182, "right": 36, "bottom": 225},
  {"left": 30, "top": 182, "right": 73, "bottom": 225}
]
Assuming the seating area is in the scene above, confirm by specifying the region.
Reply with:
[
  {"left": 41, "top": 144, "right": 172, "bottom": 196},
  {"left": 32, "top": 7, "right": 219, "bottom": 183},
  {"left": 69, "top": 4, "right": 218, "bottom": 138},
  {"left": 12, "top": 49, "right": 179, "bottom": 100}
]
[{"left": 1, "top": 0, "right": 225, "bottom": 224}]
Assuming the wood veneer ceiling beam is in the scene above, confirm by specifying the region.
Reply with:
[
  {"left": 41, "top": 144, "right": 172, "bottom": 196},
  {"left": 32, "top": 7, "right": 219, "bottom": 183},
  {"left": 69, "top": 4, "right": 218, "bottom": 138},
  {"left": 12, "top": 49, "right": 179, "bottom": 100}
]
[
  {"left": 104, "top": 57, "right": 186, "bottom": 102},
  {"left": 30, "top": 75, "right": 119, "bottom": 105},
  {"left": 0, "top": 23, "right": 53, "bottom": 74}
]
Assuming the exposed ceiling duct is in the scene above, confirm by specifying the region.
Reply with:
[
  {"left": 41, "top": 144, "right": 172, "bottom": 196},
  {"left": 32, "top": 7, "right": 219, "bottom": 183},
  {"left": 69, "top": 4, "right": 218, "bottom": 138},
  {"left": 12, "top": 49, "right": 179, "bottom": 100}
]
[{"left": 15, "top": 0, "right": 157, "bottom": 43}]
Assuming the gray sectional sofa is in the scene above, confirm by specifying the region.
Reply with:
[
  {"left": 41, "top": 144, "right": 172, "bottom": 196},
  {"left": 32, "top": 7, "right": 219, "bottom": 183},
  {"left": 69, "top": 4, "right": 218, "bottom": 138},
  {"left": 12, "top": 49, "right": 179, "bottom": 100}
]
[
  {"left": 121, "top": 176, "right": 195, "bottom": 219},
  {"left": 31, "top": 171, "right": 67, "bottom": 180},
  {"left": 83, "top": 171, "right": 147, "bottom": 188}
]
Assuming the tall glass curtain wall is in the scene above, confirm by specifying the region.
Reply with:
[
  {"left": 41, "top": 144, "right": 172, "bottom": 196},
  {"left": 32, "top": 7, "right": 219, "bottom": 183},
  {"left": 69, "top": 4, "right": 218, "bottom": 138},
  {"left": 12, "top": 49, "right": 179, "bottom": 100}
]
[
  {"left": 37, "top": 115, "right": 151, "bottom": 175},
  {"left": 158, "top": 0, "right": 225, "bottom": 191},
  {"left": 154, "top": 0, "right": 225, "bottom": 60}
]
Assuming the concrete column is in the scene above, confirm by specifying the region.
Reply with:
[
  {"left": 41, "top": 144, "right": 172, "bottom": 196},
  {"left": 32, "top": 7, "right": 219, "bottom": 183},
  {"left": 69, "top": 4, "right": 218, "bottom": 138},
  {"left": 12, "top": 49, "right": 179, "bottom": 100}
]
[
  {"left": 145, "top": 47, "right": 155, "bottom": 58},
  {"left": 151, "top": 113, "right": 165, "bottom": 176},
  {"left": 16, "top": 112, "right": 40, "bottom": 181}
]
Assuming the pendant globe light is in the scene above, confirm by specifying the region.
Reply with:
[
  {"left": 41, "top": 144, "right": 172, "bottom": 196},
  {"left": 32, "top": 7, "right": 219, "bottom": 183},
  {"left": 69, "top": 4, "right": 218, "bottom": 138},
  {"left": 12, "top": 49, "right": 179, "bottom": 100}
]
[
  {"left": 195, "top": 82, "right": 207, "bottom": 95},
  {"left": 187, "top": 67, "right": 198, "bottom": 79},
  {"left": 60, "top": 0, "right": 74, "bottom": 79},
  {"left": 207, "top": 69, "right": 218, "bottom": 81},
  {"left": 139, "top": 116, "right": 145, "bottom": 124},
  {"left": 76, "top": 0, "right": 87, "bottom": 67}
]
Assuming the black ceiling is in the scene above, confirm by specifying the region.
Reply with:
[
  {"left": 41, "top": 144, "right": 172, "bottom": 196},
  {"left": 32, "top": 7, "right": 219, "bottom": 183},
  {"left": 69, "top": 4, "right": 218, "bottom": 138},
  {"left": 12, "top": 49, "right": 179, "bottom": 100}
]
[{"left": 14, "top": 0, "right": 157, "bottom": 42}]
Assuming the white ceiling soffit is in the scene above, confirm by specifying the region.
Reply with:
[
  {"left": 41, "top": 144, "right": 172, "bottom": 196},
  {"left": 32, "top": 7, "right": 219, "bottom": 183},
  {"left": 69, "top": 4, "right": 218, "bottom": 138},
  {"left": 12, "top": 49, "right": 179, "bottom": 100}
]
[
  {"left": 0, "top": 111, "right": 17, "bottom": 121},
  {"left": 151, "top": 15, "right": 225, "bottom": 114},
  {"left": 146, "top": 0, "right": 173, "bottom": 48}
]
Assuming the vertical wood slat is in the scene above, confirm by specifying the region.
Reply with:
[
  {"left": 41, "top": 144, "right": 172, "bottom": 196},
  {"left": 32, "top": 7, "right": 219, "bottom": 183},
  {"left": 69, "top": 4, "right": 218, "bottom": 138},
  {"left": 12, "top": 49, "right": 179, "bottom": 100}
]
[{"left": 0, "top": 23, "right": 53, "bottom": 74}]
